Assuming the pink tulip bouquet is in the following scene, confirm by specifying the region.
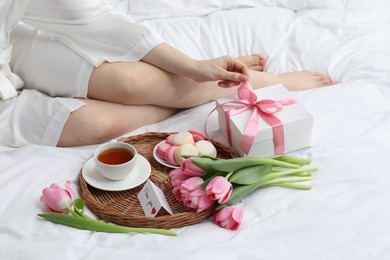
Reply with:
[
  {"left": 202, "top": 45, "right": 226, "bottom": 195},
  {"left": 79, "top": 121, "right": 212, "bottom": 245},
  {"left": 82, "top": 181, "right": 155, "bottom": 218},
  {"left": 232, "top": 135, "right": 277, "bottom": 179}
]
[
  {"left": 168, "top": 155, "right": 318, "bottom": 230},
  {"left": 38, "top": 181, "right": 176, "bottom": 236}
]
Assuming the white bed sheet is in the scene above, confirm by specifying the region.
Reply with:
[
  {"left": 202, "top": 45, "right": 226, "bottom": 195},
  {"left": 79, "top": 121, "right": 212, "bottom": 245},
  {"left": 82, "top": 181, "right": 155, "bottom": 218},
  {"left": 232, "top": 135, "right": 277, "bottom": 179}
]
[{"left": 1, "top": 1, "right": 390, "bottom": 259}]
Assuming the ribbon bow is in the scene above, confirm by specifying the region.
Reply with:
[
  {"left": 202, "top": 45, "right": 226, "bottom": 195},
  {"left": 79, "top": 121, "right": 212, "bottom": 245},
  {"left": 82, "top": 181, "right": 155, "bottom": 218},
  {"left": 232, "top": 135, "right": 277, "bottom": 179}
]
[{"left": 205, "top": 82, "right": 297, "bottom": 155}]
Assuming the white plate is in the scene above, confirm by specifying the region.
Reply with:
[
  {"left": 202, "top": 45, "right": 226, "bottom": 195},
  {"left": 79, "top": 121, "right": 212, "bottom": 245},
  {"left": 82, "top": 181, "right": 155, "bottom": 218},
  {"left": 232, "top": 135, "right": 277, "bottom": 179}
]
[
  {"left": 152, "top": 141, "right": 179, "bottom": 169},
  {"left": 82, "top": 154, "right": 151, "bottom": 191}
]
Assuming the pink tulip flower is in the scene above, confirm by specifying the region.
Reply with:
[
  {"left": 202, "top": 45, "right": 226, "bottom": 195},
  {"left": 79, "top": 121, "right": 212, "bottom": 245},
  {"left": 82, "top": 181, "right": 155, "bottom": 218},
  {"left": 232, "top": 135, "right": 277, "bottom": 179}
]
[
  {"left": 181, "top": 158, "right": 206, "bottom": 177},
  {"left": 172, "top": 185, "right": 184, "bottom": 201},
  {"left": 172, "top": 176, "right": 202, "bottom": 201},
  {"left": 205, "top": 176, "right": 233, "bottom": 204},
  {"left": 179, "top": 177, "right": 214, "bottom": 212},
  {"left": 168, "top": 168, "right": 188, "bottom": 187},
  {"left": 214, "top": 205, "right": 244, "bottom": 230},
  {"left": 40, "top": 180, "right": 76, "bottom": 213},
  {"left": 183, "top": 190, "right": 215, "bottom": 213},
  {"left": 179, "top": 177, "right": 204, "bottom": 199}
]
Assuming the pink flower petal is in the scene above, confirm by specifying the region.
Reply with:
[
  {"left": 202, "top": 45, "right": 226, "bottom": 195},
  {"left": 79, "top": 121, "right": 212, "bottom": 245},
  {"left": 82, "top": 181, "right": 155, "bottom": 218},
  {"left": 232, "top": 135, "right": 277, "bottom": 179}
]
[{"left": 65, "top": 181, "right": 76, "bottom": 201}]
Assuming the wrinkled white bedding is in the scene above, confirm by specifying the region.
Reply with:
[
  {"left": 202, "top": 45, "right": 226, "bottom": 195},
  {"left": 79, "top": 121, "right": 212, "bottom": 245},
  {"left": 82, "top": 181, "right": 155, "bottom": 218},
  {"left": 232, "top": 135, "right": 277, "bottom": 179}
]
[{"left": 1, "top": 1, "right": 390, "bottom": 259}]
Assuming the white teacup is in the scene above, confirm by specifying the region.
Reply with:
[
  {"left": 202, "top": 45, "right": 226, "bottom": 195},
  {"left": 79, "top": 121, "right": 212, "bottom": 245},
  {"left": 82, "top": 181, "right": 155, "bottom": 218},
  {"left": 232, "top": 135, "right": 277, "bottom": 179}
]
[{"left": 94, "top": 141, "right": 138, "bottom": 181}]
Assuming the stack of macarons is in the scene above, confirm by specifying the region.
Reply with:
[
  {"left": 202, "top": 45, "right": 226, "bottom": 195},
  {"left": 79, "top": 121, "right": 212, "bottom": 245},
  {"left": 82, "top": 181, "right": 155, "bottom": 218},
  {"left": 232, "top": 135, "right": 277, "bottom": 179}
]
[{"left": 156, "top": 130, "right": 217, "bottom": 166}]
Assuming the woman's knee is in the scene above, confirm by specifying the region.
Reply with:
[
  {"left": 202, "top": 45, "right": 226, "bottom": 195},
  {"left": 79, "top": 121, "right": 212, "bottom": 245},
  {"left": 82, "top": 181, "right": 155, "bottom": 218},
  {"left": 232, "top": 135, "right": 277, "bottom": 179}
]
[
  {"left": 58, "top": 101, "right": 128, "bottom": 146},
  {"left": 88, "top": 62, "right": 157, "bottom": 104},
  {"left": 88, "top": 115, "right": 129, "bottom": 142}
]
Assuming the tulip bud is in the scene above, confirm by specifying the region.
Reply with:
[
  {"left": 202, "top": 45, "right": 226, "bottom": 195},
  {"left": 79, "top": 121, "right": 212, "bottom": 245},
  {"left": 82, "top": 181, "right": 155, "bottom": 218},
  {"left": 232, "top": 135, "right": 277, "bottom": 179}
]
[
  {"left": 168, "top": 168, "right": 188, "bottom": 187},
  {"left": 40, "top": 181, "right": 76, "bottom": 213},
  {"left": 205, "top": 176, "right": 233, "bottom": 204},
  {"left": 179, "top": 177, "right": 214, "bottom": 212},
  {"left": 214, "top": 205, "right": 243, "bottom": 230}
]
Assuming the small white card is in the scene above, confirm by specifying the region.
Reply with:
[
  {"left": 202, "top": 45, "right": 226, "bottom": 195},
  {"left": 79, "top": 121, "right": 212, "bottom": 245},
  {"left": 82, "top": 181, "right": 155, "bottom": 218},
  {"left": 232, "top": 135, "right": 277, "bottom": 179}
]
[{"left": 137, "top": 180, "right": 173, "bottom": 218}]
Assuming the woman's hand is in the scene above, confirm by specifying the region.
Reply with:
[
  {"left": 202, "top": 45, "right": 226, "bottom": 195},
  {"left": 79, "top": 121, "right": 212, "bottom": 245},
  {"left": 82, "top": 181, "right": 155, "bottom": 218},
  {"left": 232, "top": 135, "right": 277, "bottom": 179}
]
[
  {"left": 193, "top": 56, "right": 250, "bottom": 88},
  {"left": 142, "top": 43, "right": 249, "bottom": 87}
]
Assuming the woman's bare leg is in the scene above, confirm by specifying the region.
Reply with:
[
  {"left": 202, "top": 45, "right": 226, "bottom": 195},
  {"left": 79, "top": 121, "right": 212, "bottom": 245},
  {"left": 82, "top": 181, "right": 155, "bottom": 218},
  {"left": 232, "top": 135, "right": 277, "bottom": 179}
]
[
  {"left": 59, "top": 53, "right": 333, "bottom": 147},
  {"left": 237, "top": 54, "right": 267, "bottom": 71},
  {"left": 57, "top": 99, "right": 176, "bottom": 147},
  {"left": 88, "top": 60, "right": 333, "bottom": 109}
]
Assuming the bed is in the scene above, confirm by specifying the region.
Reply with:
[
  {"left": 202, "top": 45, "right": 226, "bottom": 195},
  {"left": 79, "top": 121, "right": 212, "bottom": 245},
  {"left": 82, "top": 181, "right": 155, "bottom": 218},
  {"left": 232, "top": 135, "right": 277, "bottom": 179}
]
[{"left": 1, "top": 0, "right": 390, "bottom": 259}]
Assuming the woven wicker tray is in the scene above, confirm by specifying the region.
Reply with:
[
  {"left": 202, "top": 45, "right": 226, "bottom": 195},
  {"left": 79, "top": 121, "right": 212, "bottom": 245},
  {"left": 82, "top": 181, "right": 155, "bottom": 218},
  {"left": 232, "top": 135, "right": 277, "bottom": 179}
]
[{"left": 79, "top": 132, "right": 237, "bottom": 229}]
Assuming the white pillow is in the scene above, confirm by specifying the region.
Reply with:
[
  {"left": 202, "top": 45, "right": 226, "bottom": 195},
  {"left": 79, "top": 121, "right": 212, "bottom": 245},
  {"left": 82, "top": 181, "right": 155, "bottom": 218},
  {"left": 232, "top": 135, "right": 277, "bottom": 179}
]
[
  {"left": 126, "top": 0, "right": 271, "bottom": 22},
  {"left": 113, "top": 0, "right": 350, "bottom": 22}
]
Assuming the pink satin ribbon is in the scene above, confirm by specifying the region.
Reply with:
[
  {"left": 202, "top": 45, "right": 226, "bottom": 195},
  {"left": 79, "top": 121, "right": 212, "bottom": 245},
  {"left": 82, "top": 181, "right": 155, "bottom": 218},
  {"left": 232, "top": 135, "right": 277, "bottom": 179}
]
[{"left": 205, "top": 82, "right": 297, "bottom": 155}]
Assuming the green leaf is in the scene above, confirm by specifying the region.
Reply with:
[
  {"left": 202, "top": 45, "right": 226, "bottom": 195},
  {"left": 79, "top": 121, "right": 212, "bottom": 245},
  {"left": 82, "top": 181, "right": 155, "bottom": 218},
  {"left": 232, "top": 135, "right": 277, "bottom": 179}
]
[
  {"left": 200, "top": 171, "right": 229, "bottom": 188},
  {"left": 226, "top": 168, "right": 315, "bottom": 204},
  {"left": 191, "top": 157, "right": 220, "bottom": 172},
  {"left": 228, "top": 165, "right": 272, "bottom": 185},
  {"left": 73, "top": 198, "right": 85, "bottom": 217},
  {"left": 37, "top": 213, "right": 176, "bottom": 236},
  {"left": 208, "top": 157, "right": 300, "bottom": 172}
]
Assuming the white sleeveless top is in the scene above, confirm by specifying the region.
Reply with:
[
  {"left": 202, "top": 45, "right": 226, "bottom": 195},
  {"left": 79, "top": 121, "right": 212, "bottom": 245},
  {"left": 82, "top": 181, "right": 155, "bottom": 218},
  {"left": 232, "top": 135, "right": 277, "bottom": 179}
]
[{"left": 0, "top": 0, "right": 163, "bottom": 100}]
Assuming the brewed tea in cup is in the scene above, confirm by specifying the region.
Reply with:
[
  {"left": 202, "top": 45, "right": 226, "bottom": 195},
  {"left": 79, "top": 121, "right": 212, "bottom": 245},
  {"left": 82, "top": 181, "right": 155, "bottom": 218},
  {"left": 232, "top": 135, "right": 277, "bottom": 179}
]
[{"left": 94, "top": 141, "right": 137, "bottom": 180}]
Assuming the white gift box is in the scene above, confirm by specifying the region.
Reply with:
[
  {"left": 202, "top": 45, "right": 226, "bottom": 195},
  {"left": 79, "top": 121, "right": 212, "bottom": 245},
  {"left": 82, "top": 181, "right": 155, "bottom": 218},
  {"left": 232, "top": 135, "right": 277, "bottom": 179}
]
[{"left": 216, "top": 84, "right": 313, "bottom": 157}]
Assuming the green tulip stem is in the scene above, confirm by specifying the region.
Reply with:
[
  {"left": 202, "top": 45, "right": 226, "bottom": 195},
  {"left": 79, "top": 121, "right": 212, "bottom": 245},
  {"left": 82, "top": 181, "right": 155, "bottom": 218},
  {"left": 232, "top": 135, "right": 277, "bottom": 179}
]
[
  {"left": 264, "top": 176, "right": 312, "bottom": 185},
  {"left": 66, "top": 205, "right": 95, "bottom": 221},
  {"left": 38, "top": 213, "right": 177, "bottom": 236},
  {"left": 225, "top": 171, "right": 234, "bottom": 181},
  {"left": 270, "top": 182, "right": 312, "bottom": 190},
  {"left": 226, "top": 164, "right": 318, "bottom": 205},
  {"left": 264, "top": 165, "right": 318, "bottom": 182}
]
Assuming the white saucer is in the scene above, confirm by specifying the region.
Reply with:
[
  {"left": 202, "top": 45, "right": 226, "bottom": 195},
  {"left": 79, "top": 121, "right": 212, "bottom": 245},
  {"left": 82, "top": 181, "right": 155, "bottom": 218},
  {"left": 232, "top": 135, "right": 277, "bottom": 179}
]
[
  {"left": 152, "top": 141, "right": 179, "bottom": 169},
  {"left": 82, "top": 154, "right": 151, "bottom": 191}
]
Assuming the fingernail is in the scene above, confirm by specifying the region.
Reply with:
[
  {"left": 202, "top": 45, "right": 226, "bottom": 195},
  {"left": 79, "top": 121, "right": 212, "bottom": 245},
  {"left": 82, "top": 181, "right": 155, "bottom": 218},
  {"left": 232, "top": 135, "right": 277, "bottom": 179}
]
[{"left": 239, "top": 75, "right": 248, "bottom": 82}]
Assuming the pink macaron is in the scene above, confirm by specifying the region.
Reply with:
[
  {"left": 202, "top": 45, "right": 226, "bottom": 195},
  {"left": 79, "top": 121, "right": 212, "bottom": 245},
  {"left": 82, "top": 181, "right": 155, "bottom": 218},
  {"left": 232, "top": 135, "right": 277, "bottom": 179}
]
[
  {"left": 166, "top": 134, "right": 176, "bottom": 145},
  {"left": 165, "top": 146, "right": 179, "bottom": 166},
  {"left": 156, "top": 142, "right": 172, "bottom": 159}
]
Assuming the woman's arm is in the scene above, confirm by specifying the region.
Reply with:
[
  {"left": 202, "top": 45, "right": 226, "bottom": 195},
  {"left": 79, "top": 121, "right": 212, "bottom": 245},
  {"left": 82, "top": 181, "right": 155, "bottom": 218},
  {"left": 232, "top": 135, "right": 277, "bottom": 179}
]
[{"left": 142, "top": 43, "right": 249, "bottom": 88}]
